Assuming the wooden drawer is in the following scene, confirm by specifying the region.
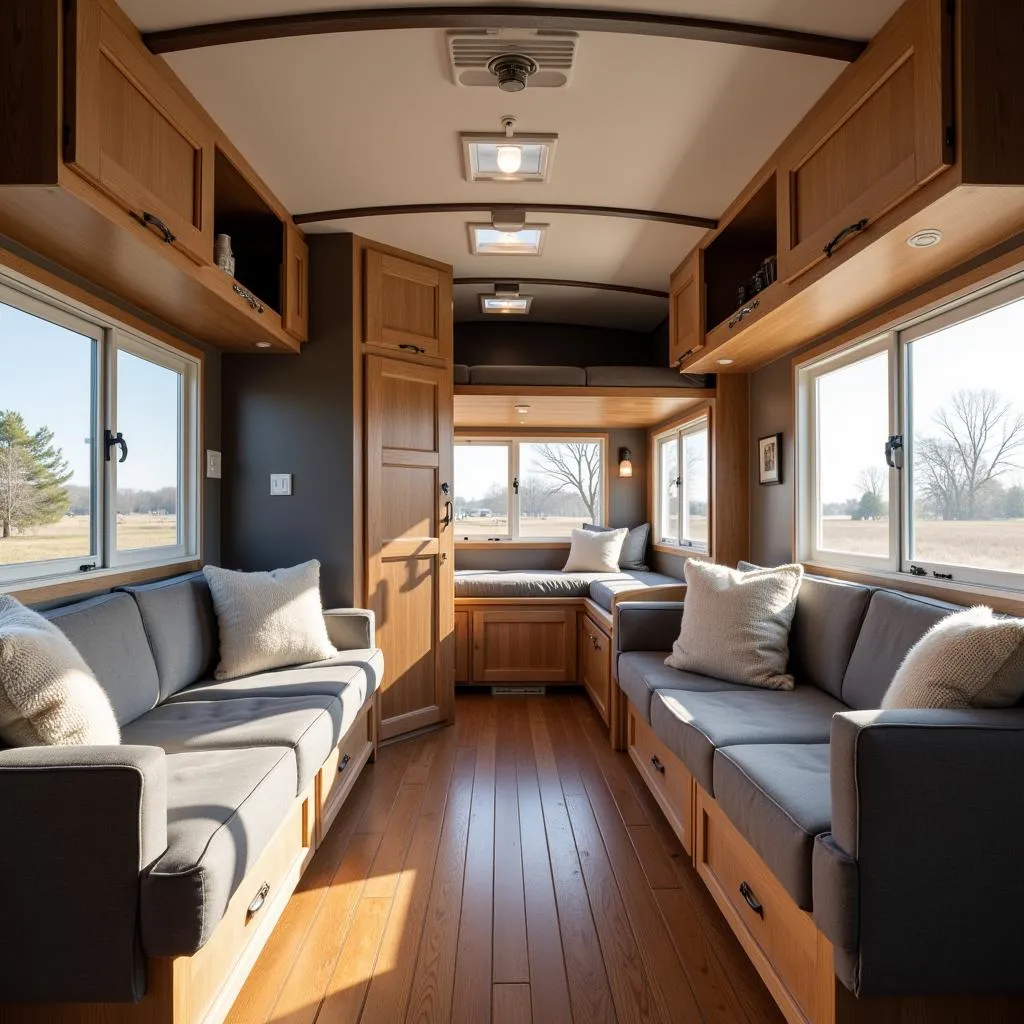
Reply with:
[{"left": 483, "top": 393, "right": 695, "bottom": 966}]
[
  {"left": 318, "top": 703, "right": 374, "bottom": 843},
  {"left": 580, "top": 613, "right": 611, "bottom": 725},
  {"left": 471, "top": 606, "right": 577, "bottom": 684},
  {"left": 696, "top": 786, "right": 827, "bottom": 1024},
  {"left": 627, "top": 707, "right": 693, "bottom": 855},
  {"left": 777, "top": 0, "right": 952, "bottom": 283}
]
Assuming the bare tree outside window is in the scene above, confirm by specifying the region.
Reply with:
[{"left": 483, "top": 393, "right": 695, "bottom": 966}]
[{"left": 526, "top": 442, "right": 602, "bottom": 521}]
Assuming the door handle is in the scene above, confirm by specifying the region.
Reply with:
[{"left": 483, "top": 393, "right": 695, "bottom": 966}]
[
  {"left": 823, "top": 218, "right": 868, "bottom": 258},
  {"left": 739, "top": 881, "right": 764, "bottom": 917},
  {"left": 442, "top": 500, "right": 454, "bottom": 527}
]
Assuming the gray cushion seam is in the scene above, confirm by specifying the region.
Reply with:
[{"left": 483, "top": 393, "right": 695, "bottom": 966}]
[{"left": 719, "top": 752, "right": 824, "bottom": 839}]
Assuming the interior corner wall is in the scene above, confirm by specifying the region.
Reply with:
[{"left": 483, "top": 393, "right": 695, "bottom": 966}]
[{"left": 221, "top": 234, "right": 357, "bottom": 606}]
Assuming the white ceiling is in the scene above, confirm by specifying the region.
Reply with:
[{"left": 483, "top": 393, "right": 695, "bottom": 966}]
[{"left": 121, "top": 0, "right": 904, "bottom": 331}]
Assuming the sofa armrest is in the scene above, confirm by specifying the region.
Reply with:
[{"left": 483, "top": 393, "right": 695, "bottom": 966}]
[
  {"left": 323, "top": 607, "right": 376, "bottom": 650},
  {"left": 614, "top": 601, "right": 684, "bottom": 654},
  {"left": 0, "top": 745, "right": 167, "bottom": 1003},
  {"left": 818, "top": 709, "right": 1024, "bottom": 998}
]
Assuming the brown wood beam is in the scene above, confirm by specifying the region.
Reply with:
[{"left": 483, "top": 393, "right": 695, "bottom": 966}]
[
  {"left": 454, "top": 277, "right": 669, "bottom": 298},
  {"left": 144, "top": 5, "right": 866, "bottom": 62},
  {"left": 294, "top": 202, "right": 717, "bottom": 230}
]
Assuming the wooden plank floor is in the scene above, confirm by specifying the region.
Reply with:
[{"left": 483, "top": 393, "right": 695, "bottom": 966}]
[{"left": 227, "top": 691, "right": 785, "bottom": 1024}]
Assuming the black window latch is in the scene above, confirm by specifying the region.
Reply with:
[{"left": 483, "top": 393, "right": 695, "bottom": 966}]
[
  {"left": 104, "top": 429, "right": 128, "bottom": 464},
  {"left": 884, "top": 435, "right": 904, "bottom": 469},
  {"left": 909, "top": 564, "right": 927, "bottom": 576}
]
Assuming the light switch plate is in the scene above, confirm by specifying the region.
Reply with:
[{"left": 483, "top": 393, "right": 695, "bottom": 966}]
[
  {"left": 270, "top": 473, "right": 292, "bottom": 496},
  {"left": 206, "top": 450, "right": 222, "bottom": 479}
]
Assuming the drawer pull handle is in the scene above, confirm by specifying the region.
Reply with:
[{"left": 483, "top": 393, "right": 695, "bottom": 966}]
[
  {"left": 650, "top": 755, "right": 665, "bottom": 775},
  {"left": 133, "top": 210, "right": 177, "bottom": 245},
  {"left": 338, "top": 753, "right": 352, "bottom": 773},
  {"left": 246, "top": 882, "right": 270, "bottom": 921},
  {"left": 232, "top": 282, "right": 266, "bottom": 314},
  {"left": 399, "top": 343, "right": 426, "bottom": 354},
  {"left": 823, "top": 218, "right": 868, "bottom": 258},
  {"left": 739, "top": 881, "right": 764, "bottom": 917},
  {"left": 728, "top": 299, "right": 759, "bottom": 329}
]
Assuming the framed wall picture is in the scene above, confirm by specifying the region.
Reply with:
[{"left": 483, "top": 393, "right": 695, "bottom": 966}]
[{"left": 758, "top": 432, "right": 782, "bottom": 485}]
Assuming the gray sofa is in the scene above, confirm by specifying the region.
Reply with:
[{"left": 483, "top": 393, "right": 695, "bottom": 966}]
[
  {"left": 615, "top": 573, "right": 1024, "bottom": 998},
  {"left": 0, "top": 571, "right": 383, "bottom": 1004}
]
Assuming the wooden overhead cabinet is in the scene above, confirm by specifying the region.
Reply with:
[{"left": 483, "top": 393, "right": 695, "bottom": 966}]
[{"left": 669, "top": 250, "right": 704, "bottom": 367}]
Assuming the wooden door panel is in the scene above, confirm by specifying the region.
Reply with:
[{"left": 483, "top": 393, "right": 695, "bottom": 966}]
[
  {"left": 454, "top": 610, "right": 470, "bottom": 683},
  {"left": 669, "top": 250, "right": 704, "bottom": 365},
  {"left": 380, "top": 465, "right": 437, "bottom": 542},
  {"left": 471, "top": 608, "right": 576, "bottom": 683},
  {"left": 282, "top": 223, "right": 309, "bottom": 341}
]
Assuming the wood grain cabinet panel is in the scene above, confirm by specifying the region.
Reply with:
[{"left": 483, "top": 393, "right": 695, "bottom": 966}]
[
  {"left": 580, "top": 614, "right": 611, "bottom": 724},
  {"left": 454, "top": 609, "right": 470, "bottom": 683},
  {"left": 363, "top": 248, "right": 453, "bottom": 361},
  {"left": 471, "top": 607, "right": 576, "bottom": 684},
  {"left": 282, "top": 222, "right": 309, "bottom": 341},
  {"left": 777, "top": 0, "right": 952, "bottom": 282},
  {"left": 668, "top": 249, "right": 704, "bottom": 366},
  {"left": 66, "top": 0, "right": 215, "bottom": 265}
]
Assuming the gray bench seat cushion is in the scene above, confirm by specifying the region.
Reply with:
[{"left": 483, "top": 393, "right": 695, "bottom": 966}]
[
  {"left": 141, "top": 746, "right": 297, "bottom": 956},
  {"left": 44, "top": 592, "right": 160, "bottom": 726},
  {"left": 618, "top": 652, "right": 750, "bottom": 725},
  {"left": 584, "top": 365, "right": 711, "bottom": 388},
  {"left": 468, "top": 365, "right": 587, "bottom": 386},
  {"left": 122, "top": 695, "right": 343, "bottom": 792},
  {"left": 651, "top": 687, "right": 847, "bottom": 794},
  {"left": 713, "top": 744, "right": 831, "bottom": 910},
  {"left": 588, "top": 571, "right": 682, "bottom": 612},
  {"left": 455, "top": 570, "right": 601, "bottom": 599},
  {"left": 163, "top": 649, "right": 383, "bottom": 717}
]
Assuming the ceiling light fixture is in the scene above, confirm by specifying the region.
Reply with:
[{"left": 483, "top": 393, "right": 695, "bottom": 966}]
[
  {"left": 480, "top": 283, "right": 533, "bottom": 314},
  {"left": 514, "top": 404, "right": 531, "bottom": 415},
  {"left": 461, "top": 116, "right": 558, "bottom": 184},
  {"left": 469, "top": 223, "right": 546, "bottom": 256},
  {"left": 254, "top": 341, "right": 272, "bottom": 349},
  {"left": 907, "top": 228, "right": 943, "bottom": 249},
  {"left": 717, "top": 358, "right": 735, "bottom": 365}
]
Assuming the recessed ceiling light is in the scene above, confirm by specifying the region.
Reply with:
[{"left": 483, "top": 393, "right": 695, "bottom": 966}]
[
  {"left": 469, "top": 224, "right": 546, "bottom": 256},
  {"left": 717, "top": 358, "right": 734, "bottom": 365},
  {"left": 514, "top": 404, "right": 531, "bottom": 415},
  {"left": 481, "top": 294, "right": 533, "bottom": 315},
  {"left": 254, "top": 341, "right": 272, "bottom": 349},
  {"left": 461, "top": 116, "right": 557, "bottom": 183},
  {"left": 907, "top": 228, "right": 943, "bottom": 248}
]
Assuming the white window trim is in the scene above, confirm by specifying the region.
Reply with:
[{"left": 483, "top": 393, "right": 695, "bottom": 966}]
[
  {"left": 652, "top": 414, "right": 710, "bottom": 554},
  {"left": 797, "top": 268, "right": 1024, "bottom": 596},
  {"left": 0, "top": 266, "right": 201, "bottom": 591},
  {"left": 455, "top": 434, "right": 607, "bottom": 543}
]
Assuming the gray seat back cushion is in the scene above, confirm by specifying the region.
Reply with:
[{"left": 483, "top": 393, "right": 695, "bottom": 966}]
[
  {"left": 584, "top": 365, "right": 711, "bottom": 388},
  {"left": 468, "top": 365, "right": 587, "bottom": 386},
  {"left": 44, "top": 593, "right": 160, "bottom": 726},
  {"left": 841, "top": 589, "right": 962, "bottom": 709},
  {"left": 453, "top": 364, "right": 470, "bottom": 385},
  {"left": 789, "top": 576, "right": 873, "bottom": 699},
  {"left": 121, "top": 573, "right": 218, "bottom": 700}
]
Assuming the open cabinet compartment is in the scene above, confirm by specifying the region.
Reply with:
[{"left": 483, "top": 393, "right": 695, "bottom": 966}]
[{"left": 213, "top": 147, "right": 285, "bottom": 314}]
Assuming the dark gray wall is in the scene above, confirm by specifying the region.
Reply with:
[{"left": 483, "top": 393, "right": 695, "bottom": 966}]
[
  {"left": 455, "top": 320, "right": 668, "bottom": 367},
  {"left": 221, "top": 234, "right": 357, "bottom": 606}
]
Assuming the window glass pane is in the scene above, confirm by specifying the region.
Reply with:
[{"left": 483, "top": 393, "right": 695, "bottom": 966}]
[
  {"left": 518, "top": 441, "right": 601, "bottom": 538},
  {"left": 815, "top": 351, "right": 890, "bottom": 558},
  {"left": 907, "top": 294, "right": 1024, "bottom": 576},
  {"left": 116, "top": 349, "right": 180, "bottom": 552},
  {"left": 659, "top": 437, "right": 679, "bottom": 544},
  {"left": 0, "top": 299, "right": 95, "bottom": 570},
  {"left": 454, "top": 443, "right": 509, "bottom": 537},
  {"left": 682, "top": 425, "right": 709, "bottom": 547}
]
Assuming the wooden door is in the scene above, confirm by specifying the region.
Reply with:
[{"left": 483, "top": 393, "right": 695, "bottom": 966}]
[
  {"left": 669, "top": 249, "right": 704, "bottom": 366},
  {"left": 282, "top": 223, "right": 309, "bottom": 341},
  {"left": 777, "top": 0, "right": 952, "bottom": 282},
  {"left": 363, "top": 248, "right": 452, "bottom": 360},
  {"left": 365, "top": 354, "right": 454, "bottom": 740},
  {"left": 581, "top": 615, "right": 611, "bottom": 725}
]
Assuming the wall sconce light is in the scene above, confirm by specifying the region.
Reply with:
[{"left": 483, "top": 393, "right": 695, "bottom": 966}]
[{"left": 618, "top": 447, "right": 633, "bottom": 478}]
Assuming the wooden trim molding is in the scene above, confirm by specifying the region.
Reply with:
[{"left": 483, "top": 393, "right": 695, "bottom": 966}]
[
  {"left": 144, "top": 6, "right": 866, "bottom": 62},
  {"left": 454, "top": 277, "right": 669, "bottom": 299},
  {"left": 7, "top": 560, "right": 202, "bottom": 607},
  {"left": 295, "top": 202, "right": 716, "bottom": 230}
]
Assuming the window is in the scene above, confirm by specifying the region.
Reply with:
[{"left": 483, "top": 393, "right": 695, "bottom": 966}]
[
  {"left": 454, "top": 436, "right": 605, "bottom": 540},
  {"left": 0, "top": 270, "right": 199, "bottom": 588},
  {"left": 798, "top": 273, "right": 1024, "bottom": 592},
  {"left": 653, "top": 416, "right": 709, "bottom": 551}
]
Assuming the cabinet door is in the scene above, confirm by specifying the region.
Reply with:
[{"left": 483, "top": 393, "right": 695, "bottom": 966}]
[
  {"left": 65, "top": 0, "right": 214, "bottom": 265},
  {"left": 581, "top": 615, "right": 611, "bottom": 725},
  {"left": 282, "top": 223, "right": 309, "bottom": 341},
  {"left": 777, "top": 0, "right": 952, "bottom": 282},
  {"left": 471, "top": 608, "right": 576, "bottom": 684},
  {"left": 363, "top": 248, "right": 452, "bottom": 360},
  {"left": 365, "top": 355, "right": 455, "bottom": 740},
  {"left": 454, "top": 609, "right": 471, "bottom": 684},
  {"left": 669, "top": 250, "right": 704, "bottom": 367}
]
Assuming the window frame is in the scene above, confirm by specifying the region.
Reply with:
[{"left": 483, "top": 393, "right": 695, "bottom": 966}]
[
  {"left": 0, "top": 266, "right": 202, "bottom": 592},
  {"left": 651, "top": 411, "right": 710, "bottom": 554},
  {"left": 796, "top": 269, "right": 1024, "bottom": 596},
  {"left": 454, "top": 433, "right": 608, "bottom": 544}
]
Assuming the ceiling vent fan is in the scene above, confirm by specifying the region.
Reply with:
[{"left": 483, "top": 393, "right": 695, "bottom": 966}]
[{"left": 447, "top": 30, "right": 578, "bottom": 89}]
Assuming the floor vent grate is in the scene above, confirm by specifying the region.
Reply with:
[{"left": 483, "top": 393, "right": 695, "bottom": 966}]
[{"left": 491, "top": 685, "right": 547, "bottom": 695}]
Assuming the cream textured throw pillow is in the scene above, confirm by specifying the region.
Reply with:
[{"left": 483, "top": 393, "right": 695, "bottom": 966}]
[
  {"left": 882, "top": 606, "right": 1024, "bottom": 709},
  {"left": 203, "top": 561, "right": 338, "bottom": 681},
  {"left": 563, "top": 527, "right": 628, "bottom": 573},
  {"left": 665, "top": 561, "right": 804, "bottom": 690},
  {"left": 0, "top": 596, "right": 120, "bottom": 746}
]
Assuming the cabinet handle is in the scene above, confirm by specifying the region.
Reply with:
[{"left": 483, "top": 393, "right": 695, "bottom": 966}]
[
  {"left": 650, "top": 755, "right": 665, "bottom": 774},
  {"left": 246, "top": 881, "right": 270, "bottom": 921},
  {"left": 739, "top": 881, "right": 764, "bottom": 918},
  {"left": 728, "top": 299, "right": 759, "bottom": 329},
  {"left": 399, "top": 343, "right": 426, "bottom": 354},
  {"left": 442, "top": 500, "right": 455, "bottom": 528},
  {"left": 823, "top": 218, "right": 868, "bottom": 258},
  {"left": 232, "top": 283, "right": 265, "bottom": 314},
  {"left": 134, "top": 211, "right": 177, "bottom": 245},
  {"left": 338, "top": 753, "right": 351, "bottom": 773}
]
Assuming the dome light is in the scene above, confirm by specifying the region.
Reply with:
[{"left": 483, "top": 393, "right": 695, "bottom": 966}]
[{"left": 496, "top": 145, "right": 523, "bottom": 175}]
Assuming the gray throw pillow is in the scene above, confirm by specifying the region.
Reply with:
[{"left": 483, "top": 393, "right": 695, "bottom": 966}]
[
  {"left": 203, "top": 560, "right": 338, "bottom": 680},
  {"left": 0, "top": 596, "right": 120, "bottom": 746},
  {"left": 882, "top": 606, "right": 1024, "bottom": 709},
  {"left": 666, "top": 560, "right": 804, "bottom": 690},
  {"left": 584, "top": 522, "right": 650, "bottom": 571}
]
